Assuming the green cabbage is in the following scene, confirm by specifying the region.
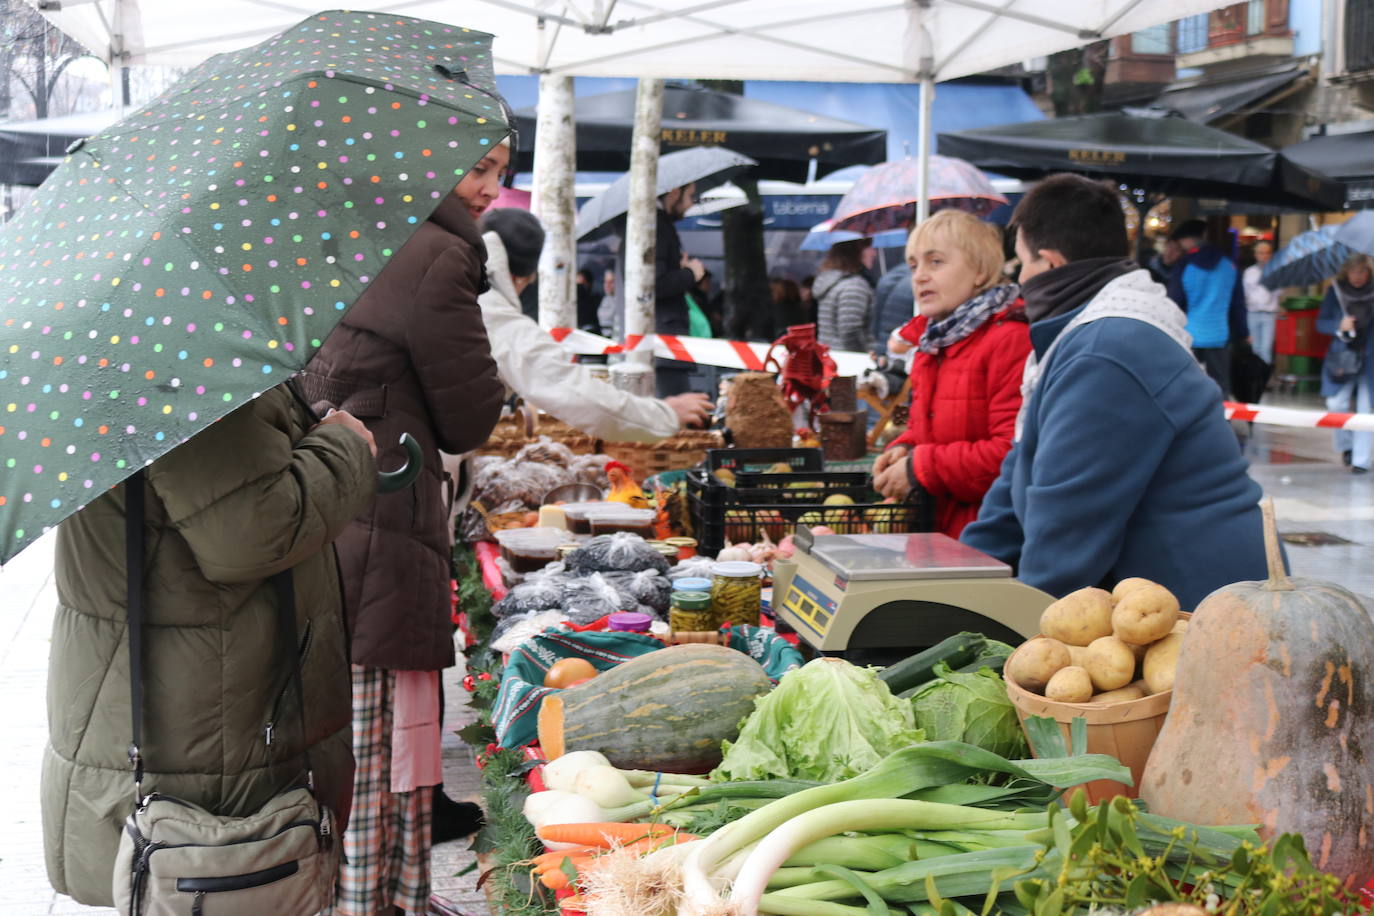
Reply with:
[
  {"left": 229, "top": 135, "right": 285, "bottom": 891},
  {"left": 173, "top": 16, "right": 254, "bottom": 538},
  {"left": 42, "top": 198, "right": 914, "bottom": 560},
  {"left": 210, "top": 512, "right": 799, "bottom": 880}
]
[
  {"left": 910, "top": 662, "right": 1027, "bottom": 759},
  {"left": 711, "top": 657, "right": 925, "bottom": 783}
]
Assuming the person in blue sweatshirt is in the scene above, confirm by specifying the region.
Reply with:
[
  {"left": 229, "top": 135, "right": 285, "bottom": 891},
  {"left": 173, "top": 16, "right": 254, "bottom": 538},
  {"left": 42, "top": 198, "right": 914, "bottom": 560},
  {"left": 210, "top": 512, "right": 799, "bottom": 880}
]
[
  {"left": 961, "top": 175, "right": 1269, "bottom": 610},
  {"left": 1166, "top": 219, "right": 1249, "bottom": 397}
]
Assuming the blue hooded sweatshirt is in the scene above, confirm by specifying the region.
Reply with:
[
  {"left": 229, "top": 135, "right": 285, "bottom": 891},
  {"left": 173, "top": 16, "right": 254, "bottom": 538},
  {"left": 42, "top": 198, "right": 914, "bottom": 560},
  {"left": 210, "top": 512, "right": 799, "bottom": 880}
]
[
  {"left": 962, "top": 269, "right": 1268, "bottom": 610},
  {"left": 1167, "top": 244, "right": 1248, "bottom": 348}
]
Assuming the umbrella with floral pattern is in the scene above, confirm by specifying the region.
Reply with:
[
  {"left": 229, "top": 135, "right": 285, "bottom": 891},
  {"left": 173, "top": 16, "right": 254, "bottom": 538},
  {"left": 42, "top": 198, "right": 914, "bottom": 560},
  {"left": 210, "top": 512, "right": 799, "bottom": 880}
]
[
  {"left": 830, "top": 156, "right": 1007, "bottom": 234},
  {"left": 0, "top": 9, "right": 510, "bottom": 563}
]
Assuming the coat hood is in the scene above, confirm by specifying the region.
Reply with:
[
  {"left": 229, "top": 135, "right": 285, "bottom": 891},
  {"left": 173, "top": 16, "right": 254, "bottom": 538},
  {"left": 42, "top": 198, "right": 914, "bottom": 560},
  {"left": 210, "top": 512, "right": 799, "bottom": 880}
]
[{"left": 1182, "top": 244, "right": 1228, "bottom": 271}]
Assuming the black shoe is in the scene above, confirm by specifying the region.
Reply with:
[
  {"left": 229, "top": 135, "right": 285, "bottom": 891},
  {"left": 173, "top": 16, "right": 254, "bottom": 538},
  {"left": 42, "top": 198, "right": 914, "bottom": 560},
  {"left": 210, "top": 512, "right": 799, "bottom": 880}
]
[
  {"left": 1344, "top": 449, "right": 1353, "bottom": 466},
  {"left": 431, "top": 790, "right": 484, "bottom": 844},
  {"left": 1354, "top": 466, "right": 1368, "bottom": 475}
]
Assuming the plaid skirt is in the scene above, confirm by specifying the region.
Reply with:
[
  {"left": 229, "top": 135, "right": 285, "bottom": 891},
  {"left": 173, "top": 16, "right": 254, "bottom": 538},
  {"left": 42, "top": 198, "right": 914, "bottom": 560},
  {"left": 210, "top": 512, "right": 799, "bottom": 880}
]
[{"left": 333, "top": 665, "right": 433, "bottom": 916}]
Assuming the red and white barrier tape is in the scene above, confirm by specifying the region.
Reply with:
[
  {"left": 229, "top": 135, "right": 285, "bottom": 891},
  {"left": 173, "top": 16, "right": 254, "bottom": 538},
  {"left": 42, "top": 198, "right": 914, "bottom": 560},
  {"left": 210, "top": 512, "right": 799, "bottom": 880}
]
[
  {"left": 549, "top": 327, "right": 877, "bottom": 377},
  {"left": 1224, "top": 401, "right": 1374, "bottom": 433}
]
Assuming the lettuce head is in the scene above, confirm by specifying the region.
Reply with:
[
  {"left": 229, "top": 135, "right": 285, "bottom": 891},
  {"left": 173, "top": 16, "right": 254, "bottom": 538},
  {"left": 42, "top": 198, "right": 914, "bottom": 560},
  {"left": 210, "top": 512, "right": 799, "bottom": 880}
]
[{"left": 910, "top": 662, "right": 1027, "bottom": 759}]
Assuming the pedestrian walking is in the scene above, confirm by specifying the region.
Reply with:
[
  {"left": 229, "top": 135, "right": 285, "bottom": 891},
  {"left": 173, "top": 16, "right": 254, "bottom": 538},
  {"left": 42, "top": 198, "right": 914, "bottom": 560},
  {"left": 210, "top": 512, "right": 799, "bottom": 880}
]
[
  {"left": 1167, "top": 219, "right": 1248, "bottom": 395},
  {"left": 300, "top": 141, "right": 509, "bottom": 916},
  {"left": 815, "top": 238, "right": 876, "bottom": 353},
  {"left": 871, "top": 210, "right": 1029, "bottom": 538},
  {"left": 1317, "top": 254, "right": 1374, "bottom": 475},
  {"left": 1243, "top": 240, "right": 1282, "bottom": 365}
]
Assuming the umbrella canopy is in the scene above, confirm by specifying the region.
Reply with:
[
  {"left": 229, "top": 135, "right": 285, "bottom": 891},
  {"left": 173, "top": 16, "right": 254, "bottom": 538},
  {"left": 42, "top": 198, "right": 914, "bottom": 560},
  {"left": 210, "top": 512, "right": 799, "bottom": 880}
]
[
  {"left": 513, "top": 85, "right": 885, "bottom": 182},
  {"left": 1260, "top": 227, "right": 1355, "bottom": 290},
  {"left": 1334, "top": 212, "right": 1374, "bottom": 256},
  {"left": 830, "top": 156, "right": 1007, "bottom": 233},
  {"left": 575, "top": 146, "right": 757, "bottom": 239},
  {"left": 1283, "top": 128, "right": 1374, "bottom": 210},
  {"left": 799, "top": 220, "right": 908, "bottom": 252},
  {"left": 0, "top": 10, "right": 510, "bottom": 564},
  {"left": 937, "top": 110, "right": 1346, "bottom": 212}
]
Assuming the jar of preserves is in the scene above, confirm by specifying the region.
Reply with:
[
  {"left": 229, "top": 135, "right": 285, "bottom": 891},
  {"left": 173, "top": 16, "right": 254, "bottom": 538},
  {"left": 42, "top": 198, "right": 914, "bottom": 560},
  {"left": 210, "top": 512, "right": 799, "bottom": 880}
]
[
  {"left": 669, "top": 591, "right": 715, "bottom": 633},
  {"left": 709, "top": 561, "right": 763, "bottom": 628}
]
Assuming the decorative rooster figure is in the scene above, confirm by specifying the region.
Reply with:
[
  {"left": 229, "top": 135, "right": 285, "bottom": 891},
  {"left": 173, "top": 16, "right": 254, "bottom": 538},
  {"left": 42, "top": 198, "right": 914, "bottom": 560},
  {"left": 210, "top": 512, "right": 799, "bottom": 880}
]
[{"left": 605, "top": 460, "right": 649, "bottom": 509}]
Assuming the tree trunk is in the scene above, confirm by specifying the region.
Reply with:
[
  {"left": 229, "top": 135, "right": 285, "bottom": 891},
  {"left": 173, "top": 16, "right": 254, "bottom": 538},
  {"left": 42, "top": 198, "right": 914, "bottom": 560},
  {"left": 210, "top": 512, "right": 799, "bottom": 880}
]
[
  {"left": 533, "top": 73, "right": 576, "bottom": 330},
  {"left": 623, "top": 78, "right": 664, "bottom": 366}
]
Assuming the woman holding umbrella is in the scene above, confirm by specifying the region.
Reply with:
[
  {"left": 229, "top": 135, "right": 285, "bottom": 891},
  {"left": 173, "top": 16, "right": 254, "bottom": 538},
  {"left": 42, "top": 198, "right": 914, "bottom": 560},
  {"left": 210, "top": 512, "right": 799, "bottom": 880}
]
[
  {"left": 1317, "top": 254, "right": 1374, "bottom": 474},
  {"left": 301, "top": 141, "right": 509, "bottom": 915},
  {"left": 870, "top": 210, "right": 1029, "bottom": 537}
]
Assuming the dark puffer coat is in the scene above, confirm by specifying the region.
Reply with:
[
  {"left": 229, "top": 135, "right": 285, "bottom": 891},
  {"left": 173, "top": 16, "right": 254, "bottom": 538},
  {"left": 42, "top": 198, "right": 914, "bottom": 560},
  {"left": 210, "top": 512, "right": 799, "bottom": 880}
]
[
  {"left": 300, "top": 193, "right": 503, "bottom": 671},
  {"left": 42, "top": 384, "right": 376, "bottom": 906}
]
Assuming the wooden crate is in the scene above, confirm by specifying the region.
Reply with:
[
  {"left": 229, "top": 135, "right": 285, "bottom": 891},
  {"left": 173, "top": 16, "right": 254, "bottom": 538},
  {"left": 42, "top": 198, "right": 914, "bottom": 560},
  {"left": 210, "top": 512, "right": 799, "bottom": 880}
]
[
  {"left": 600, "top": 429, "right": 723, "bottom": 481},
  {"left": 474, "top": 408, "right": 599, "bottom": 458}
]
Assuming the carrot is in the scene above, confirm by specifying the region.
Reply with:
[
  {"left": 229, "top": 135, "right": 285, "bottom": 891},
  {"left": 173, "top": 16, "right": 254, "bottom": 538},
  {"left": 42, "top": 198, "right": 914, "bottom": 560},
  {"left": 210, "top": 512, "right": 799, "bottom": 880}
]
[
  {"left": 535, "top": 822, "right": 683, "bottom": 848},
  {"left": 539, "top": 868, "right": 573, "bottom": 890},
  {"left": 530, "top": 847, "right": 600, "bottom": 867}
]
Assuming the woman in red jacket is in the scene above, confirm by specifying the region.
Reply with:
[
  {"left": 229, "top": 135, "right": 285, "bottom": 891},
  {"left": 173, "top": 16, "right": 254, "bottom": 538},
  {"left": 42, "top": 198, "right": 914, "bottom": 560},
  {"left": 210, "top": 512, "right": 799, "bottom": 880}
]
[{"left": 872, "top": 209, "right": 1031, "bottom": 538}]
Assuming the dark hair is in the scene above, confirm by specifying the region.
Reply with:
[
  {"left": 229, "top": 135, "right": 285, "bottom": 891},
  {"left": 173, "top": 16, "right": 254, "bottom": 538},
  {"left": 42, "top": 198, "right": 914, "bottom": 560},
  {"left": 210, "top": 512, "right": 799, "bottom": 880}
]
[
  {"left": 1011, "top": 173, "right": 1127, "bottom": 263},
  {"left": 1169, "top": 219, "right": 1208, "bottom": 243},
  {"left": 821, "top": 238, "right": 871, "bottom": 274},
  {"left": 480, "top": 208, "right": 545, "bottom": 278}
]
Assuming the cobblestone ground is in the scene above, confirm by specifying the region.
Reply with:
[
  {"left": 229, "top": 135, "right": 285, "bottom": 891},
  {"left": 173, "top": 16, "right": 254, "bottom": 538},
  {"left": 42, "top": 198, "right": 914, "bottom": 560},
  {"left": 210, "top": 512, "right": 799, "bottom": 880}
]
[{"left": 2, "top": 396, "right": 1371, "bottom": 914}]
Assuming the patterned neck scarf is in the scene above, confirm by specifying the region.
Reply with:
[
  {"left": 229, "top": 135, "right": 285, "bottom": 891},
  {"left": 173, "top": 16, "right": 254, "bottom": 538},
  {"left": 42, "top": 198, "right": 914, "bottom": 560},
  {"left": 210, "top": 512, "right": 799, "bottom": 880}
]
[{"left": 917, "top": 284, "right": 1020, "bottom": 355}]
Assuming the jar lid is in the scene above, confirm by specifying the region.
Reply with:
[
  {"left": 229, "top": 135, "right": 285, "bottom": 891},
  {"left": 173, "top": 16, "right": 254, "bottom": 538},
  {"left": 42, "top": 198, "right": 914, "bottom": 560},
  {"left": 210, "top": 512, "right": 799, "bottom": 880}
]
[
  {"left": 672, "top": 591, "right": 712, "bottom": 610},
  {"left": 672, "top": 577, "right": 713, "bottom": 592},
  {"left": 653, "top": 544, "right": 680, "bottom": 558},
  {"left": 711, "top": 561, "right": 764, "bottom": 578},
  {"left": 607, "top": 611, "right": 654, "bottom": 632},
  {"left": 664, "top": 537, "right": 698, "bottom": 547}
]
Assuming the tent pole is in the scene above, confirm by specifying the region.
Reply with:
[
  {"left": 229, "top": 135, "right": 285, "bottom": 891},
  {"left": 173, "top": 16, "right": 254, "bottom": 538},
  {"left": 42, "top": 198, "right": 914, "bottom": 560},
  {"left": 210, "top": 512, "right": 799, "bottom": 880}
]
[
  {"left": 912, "top": 0, "right": 934, "bottom": 227},
  {"left": 916, "top": 75, "right": 933, "bottom": 224},
  {"left": 533, "top": 73, "right": 577, "bottom": 332},
  {"left": 623, "top": 78, "right": 664, "bottom": 375}
]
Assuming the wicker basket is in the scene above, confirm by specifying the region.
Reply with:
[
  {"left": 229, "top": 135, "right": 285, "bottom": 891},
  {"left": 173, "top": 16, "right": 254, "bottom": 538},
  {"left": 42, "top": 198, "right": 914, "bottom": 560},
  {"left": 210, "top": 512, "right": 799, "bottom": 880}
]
[
  {"left": 600, "top": 429, "right": 723, "bottom": 481},
  {"left": 474, "top": 407, "right": 598, "bottom": 458}
]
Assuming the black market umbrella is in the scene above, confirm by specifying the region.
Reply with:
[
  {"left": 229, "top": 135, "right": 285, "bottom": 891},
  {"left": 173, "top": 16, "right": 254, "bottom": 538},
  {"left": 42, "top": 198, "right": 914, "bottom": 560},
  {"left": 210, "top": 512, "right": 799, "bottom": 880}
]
[
  {"left": 514, "top": 84, "right": 885, "bottom": 183},
  {"left": 937, "top": 109, "right": 1346, "bottom": 212},
  {"left": 0, "top": 110, "right": 120, "bottom": 187},
  {"left": 1284, "top": 128, "right": 1374, "bottom": 210},
  {"left": 575, "top": 146, "right": 757, "bottom": 239}
]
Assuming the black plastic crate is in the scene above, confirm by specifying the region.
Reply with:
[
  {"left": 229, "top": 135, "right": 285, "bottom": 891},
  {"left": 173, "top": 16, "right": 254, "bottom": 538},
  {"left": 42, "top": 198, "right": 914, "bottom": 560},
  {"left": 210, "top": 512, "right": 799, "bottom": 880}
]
[{"left": 688, "top": 448, "right": 933, "bottom": 556}]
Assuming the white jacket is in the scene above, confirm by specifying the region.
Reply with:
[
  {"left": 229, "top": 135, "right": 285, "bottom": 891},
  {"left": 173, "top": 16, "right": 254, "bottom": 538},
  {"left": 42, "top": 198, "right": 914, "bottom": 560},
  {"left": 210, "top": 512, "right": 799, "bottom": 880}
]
[{"left": 478, "top": 230, "right": 679, "bottom": 442}]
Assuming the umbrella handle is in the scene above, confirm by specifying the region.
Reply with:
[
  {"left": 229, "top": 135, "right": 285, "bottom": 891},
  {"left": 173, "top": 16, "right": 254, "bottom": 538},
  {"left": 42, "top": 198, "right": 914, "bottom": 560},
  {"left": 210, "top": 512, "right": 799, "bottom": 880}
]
[{"left": 377, "top": 433, "right": 423, "bottom": 493}]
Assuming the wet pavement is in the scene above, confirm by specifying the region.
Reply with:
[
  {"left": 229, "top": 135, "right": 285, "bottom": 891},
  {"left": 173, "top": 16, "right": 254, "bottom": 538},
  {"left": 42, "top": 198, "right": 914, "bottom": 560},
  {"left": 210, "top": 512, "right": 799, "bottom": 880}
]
[{"left": 1, "top": 389, "right": 1371, "bottom": 914}]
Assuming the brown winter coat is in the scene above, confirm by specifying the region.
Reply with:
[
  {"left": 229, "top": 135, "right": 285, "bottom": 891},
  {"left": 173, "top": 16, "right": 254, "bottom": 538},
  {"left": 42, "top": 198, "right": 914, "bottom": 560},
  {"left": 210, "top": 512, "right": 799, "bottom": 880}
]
[
  {"left": 300, "top": 193, "right": 503, "bottom": 671},
  {"left": 42, "top": 384, "right": 376, "bottom": 906}
]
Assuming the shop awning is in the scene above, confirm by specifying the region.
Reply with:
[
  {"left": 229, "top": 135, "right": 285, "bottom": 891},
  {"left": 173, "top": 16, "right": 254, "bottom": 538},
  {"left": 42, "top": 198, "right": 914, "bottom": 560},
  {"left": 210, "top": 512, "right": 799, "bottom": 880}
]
[{"left": 1151, "top": 62, "right": 1307, "bottom": 124}]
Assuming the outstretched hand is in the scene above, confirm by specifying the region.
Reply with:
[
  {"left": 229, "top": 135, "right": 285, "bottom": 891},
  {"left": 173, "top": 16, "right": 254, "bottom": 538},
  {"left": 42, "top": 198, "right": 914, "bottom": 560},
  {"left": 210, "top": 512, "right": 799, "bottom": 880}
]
[{"left": 664, "top": 392, "right": 714, "bottom": 429}]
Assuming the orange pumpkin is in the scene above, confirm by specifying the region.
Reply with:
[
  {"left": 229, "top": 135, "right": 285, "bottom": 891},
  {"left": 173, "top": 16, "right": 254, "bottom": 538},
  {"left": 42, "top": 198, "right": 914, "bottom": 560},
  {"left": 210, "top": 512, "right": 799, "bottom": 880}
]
[{"left": 1141, "top": 501, "right": 1374, "bottom": 888}]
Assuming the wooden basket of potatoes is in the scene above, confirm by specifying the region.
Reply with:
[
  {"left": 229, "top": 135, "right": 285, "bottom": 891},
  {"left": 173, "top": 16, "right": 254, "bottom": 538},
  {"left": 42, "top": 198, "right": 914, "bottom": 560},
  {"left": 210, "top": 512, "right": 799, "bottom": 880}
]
[{"left": 1004, "top": 578, "right": 1189, "bottom": 804}]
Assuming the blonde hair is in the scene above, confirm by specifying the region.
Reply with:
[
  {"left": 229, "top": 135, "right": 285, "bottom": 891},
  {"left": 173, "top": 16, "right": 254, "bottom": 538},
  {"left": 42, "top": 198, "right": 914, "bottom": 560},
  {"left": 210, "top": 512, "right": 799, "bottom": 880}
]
[
  {"left": 906, "top": 210, "right": 1005, "bottom": 295},
  {"left": 1339, "top": 252, "right": 1374, "bottom": 284}
]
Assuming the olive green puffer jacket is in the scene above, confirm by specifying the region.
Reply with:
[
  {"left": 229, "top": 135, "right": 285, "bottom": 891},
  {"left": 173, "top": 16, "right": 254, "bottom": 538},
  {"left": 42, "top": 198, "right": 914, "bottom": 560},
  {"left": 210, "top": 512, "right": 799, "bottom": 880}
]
[{"left": 41, "top": 383, "right": 376, "bottom": 906}]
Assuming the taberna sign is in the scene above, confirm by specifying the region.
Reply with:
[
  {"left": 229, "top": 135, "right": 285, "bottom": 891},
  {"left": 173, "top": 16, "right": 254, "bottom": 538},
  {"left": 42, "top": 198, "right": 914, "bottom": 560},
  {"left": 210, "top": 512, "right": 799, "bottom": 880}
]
[{"left": 679, "top": 194, "right": 839, "bottom": 231}]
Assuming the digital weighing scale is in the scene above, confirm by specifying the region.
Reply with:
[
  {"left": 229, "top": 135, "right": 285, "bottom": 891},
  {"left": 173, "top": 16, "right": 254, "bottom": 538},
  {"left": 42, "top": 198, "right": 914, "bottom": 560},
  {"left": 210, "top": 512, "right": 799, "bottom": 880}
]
[{"left": 773, "top": 528, "right": 1055, "bottom": 663}]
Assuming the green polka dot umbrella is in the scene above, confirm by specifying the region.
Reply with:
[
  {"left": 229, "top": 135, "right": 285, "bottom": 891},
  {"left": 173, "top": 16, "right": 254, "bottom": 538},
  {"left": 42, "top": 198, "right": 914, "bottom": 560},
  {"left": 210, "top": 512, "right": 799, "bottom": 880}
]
[{"left": 0, "top": 10, "right": 510, "bottom": 563}]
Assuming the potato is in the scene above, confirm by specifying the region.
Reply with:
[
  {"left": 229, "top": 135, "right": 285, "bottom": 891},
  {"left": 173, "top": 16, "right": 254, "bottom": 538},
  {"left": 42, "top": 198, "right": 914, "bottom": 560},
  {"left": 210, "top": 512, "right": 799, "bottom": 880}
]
[
  {"left": 1040, "top": 587, "right": 1114, "bottom": 646},
  {"left": 1111, "top": 582, "right": 1180, "bottom": 645},
  {"left": 1144, "top": 631, "right": 1185, "bottom": 694},
  {"left": 1111, "top": 577, "right": 1156, "bottom": 602},
  {"left": 1089, "top": 684, "right": 1146, "bottom": 704},
  {"left": 1066, "top": 644, "right": 1090, "bottom": 668},
  {"left": 1084, "top": 636, "right": 1136, "bottom": 691},
  {"left": 1171, "top": 617, "right": 1189, "bottom": 634},
  {"left": 1045, "top": 666, "right": 1093, "bottom": 703},
  {"left": 1130, "top": 677, "right": 1153, "bottom": 695},
  {"left": 1007, "top": 638, "right": 1071, "bottom": 694}
]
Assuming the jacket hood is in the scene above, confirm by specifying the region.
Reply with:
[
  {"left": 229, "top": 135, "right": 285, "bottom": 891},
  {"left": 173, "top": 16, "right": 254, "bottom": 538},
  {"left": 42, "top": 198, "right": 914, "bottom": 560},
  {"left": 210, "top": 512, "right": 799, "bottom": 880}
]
[
  {"left": 429, "top": 194, "right": 488, "bottom": 251},
  {"left": 481, "top": 230, "right": 519, "bottom": 308}
]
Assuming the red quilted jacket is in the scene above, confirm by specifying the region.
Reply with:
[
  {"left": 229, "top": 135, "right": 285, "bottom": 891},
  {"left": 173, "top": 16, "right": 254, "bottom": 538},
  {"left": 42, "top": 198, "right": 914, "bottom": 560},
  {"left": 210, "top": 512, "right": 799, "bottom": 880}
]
[{"left": 890, "top": 304, "right": 1031, "bottom": 538}]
